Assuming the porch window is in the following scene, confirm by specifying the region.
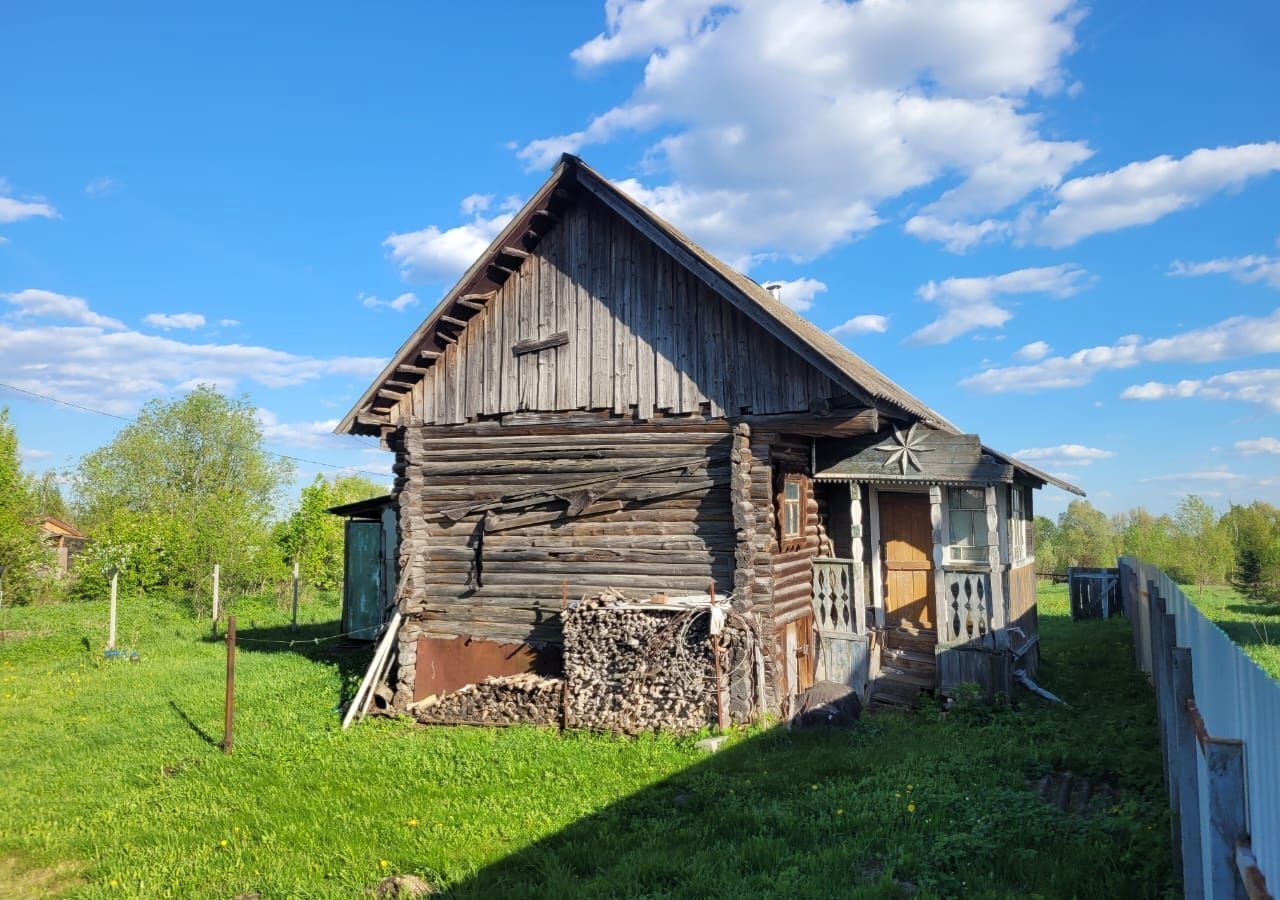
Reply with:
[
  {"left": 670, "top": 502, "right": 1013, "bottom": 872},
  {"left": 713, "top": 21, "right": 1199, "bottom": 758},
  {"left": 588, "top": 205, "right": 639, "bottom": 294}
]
[
  {"left": 780, "top": 474, "right": 805, "bottom": 549},
  {"left": 1009, "top": 485, "right": 1027, "bottom": 561},
  {"left": 948, "top": 487, "right": 989, "bottom": 563}
]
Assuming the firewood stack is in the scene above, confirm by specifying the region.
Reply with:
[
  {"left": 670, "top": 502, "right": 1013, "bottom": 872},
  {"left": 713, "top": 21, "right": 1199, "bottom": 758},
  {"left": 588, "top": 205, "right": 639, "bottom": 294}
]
[
  {"left": 562, "top": 592, "right": 756, "bottom": 734},
  {"left": 410, "top": 672, "right": 563, "bottom": 727}
]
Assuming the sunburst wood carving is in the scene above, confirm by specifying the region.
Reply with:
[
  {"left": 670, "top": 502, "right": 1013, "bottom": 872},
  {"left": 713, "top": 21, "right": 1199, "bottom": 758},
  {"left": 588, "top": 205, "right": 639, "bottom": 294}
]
[{"left": 873, "top": 424, "right": 935, "bottom": 474}]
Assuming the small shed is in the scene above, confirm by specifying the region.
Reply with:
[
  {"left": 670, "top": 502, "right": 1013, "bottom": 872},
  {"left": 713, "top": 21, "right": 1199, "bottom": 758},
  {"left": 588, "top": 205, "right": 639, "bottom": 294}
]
[
  {"left": 327, "top": 495, "right": 399, "bottom": 640},
  {"left": 38, "top": 516, "right": 87, "bottom": 577}
]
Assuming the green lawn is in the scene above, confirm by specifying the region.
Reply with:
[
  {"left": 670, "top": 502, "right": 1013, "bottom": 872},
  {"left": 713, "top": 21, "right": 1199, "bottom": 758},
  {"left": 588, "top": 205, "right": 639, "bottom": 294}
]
[
  {"left": 0, "top": 585, "right": 1174, "bottom": 898},
  {"left": 1187, "top": 584, "right": 1280, "bottom": 679}
]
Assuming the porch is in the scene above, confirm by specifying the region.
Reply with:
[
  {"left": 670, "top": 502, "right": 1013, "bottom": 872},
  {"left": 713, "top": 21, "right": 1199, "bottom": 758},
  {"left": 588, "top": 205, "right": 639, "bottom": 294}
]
[{"left": 801, "top": 429, "right": 1044, "bottom": 707}]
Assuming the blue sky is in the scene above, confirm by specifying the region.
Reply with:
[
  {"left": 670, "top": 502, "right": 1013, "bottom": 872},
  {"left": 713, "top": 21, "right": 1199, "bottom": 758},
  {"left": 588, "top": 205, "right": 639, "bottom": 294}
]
[{"left": 2, "top": 0, "right": 1278, "bottom": 517}]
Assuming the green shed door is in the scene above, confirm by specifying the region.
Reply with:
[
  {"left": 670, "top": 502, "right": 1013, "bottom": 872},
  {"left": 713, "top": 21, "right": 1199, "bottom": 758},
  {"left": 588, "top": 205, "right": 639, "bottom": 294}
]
[{"left": 344, "top": 520, "right": 384, "bottom": 639}]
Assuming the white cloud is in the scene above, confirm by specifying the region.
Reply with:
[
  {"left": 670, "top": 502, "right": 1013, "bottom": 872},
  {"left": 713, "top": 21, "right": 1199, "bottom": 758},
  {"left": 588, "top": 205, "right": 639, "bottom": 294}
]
[
  {"left": 84, "top": 176, "right": 118, "bottom": 196},
  {"left": 0, "top": 178, "right": 57, "bottom": 224},
  {"left": 256, "top": 410, "right": 344, "bottom": 449},
  {"left": 1013, "top": 443, "right": 1114, "bottom": 466},
  {"left": 143, "top": 312, "right": 206, "bottom": 330},
  {"left": 1014, "top": 340, "right": 1052, "bottom": 361},
  {"left": 1026, "top": 143, "right": 1280, "bottom": 247},
  {"left": 964, "top": 307, "right": 1280, "bottom": 393},
  {"left": 520, "top": 0, "right": 1090, "bottom": 265},
  {"left": 903, "top": 216, "right": 1011, "bottom": 253},
  {"left": 1170, "top": 252, "right": 1280, "bottom": 290},
  {"left": 909, "top": 264, "right": 1090, "bottom": 345},
  {"left": 360, "top": 291, "right": 420, "bottom": 312},
  {"left": 1121, "top": 369, "right": 1280, "bottom": 413},
  {"left": 384, "top": 192, "right": 515, "bottom": 283},
  {"left": 19, "top": 448, "right": 51, "bottom": 462},
  {"left": 763, "top": 277, "right": 826, "bottom": 312},
  {"left": 218, "top": 318, "right": 240, "bottom": 327},
  {"left": 1140, "top": 469, "right": 1242, "bottom": 483},
  {"left": 1236, "top": 437, "right": 1280, "bottom": 455},
  {"left": 830, "top": 314, "right": 890, "bottom": 338},
  {"left": 0, "top": 291, "right": 384, "bottom": 415},
  {"left": 4, "top": 289, "right": 125, "bottom": 330}
]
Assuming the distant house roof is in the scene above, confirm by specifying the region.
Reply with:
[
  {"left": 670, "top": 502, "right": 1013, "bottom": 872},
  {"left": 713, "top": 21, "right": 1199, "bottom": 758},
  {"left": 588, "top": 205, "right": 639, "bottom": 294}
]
[
  {"left": 327, "top": 495, "right": 395, "bottom": 519},
  {"left": 38, "top": 516, "right": 85, "bottom": 539}
]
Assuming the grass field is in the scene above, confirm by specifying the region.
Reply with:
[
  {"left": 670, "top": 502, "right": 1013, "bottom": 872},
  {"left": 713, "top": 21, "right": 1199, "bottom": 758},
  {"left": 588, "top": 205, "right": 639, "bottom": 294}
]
[
  {"left": 1187, "top": 584, "right": 1280, "bottom": 680},
  {"left": 0, "top": 584, "right": 1175, "bottom": 898}
]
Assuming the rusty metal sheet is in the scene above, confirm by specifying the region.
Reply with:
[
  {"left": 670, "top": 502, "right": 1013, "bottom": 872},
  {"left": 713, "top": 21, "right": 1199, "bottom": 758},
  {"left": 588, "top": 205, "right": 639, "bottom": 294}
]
[{"left": 414, "top": 635, "right": 561, "bottom": 701}]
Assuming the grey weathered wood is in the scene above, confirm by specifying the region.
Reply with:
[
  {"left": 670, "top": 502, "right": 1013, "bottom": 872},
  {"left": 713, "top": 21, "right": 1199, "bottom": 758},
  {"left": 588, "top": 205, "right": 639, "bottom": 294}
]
[
  {"left": 1172, "top": 646, "right": 1205, "bottom": 898},
  {"left": 984, "top": 485, "right": 1007, "bottom": 648},
  {"left": 512, "top": 331, "right": 569, "bottom": 356},
  {"left": 1204, "top": 735, "right": 1248, "bottom": 900}
]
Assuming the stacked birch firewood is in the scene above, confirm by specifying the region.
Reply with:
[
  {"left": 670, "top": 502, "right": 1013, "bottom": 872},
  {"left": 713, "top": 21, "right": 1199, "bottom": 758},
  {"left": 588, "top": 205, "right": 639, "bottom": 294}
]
[
  {"left": 410, "top": 673, "right": 563, "bottom": 726},
  {"left": 562, "top": 592, "right": 756, "bottom": 734}
]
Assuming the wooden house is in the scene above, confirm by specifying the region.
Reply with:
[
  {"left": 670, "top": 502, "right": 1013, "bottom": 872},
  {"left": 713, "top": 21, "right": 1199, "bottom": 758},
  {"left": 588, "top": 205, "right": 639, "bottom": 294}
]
[
  {"left": 336, "top": 155, "right": 1082, "bottom": 716},
  {"left": 37, "top": 516, "right": 86, "bottom": 577}
]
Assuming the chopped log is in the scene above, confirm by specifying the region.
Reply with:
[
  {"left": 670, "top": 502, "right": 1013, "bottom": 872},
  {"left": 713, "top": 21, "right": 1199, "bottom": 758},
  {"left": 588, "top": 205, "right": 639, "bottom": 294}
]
[
  {"left": 384, "top": 380, "right": 415, "bottom": 390},
  {"left": 512, "top": 332, "right": 569, "bottom": 356},
  {"left": 397, "top": 364, "right": 430, "bottom": 376},
  {"left": 420, "top": 349, "right": 443, "bottom": 360},
  {"left": 455, "top": 298, "right": 486, "bottom": 312},
  {"left": 440, "top": 315, "right": 468, "bottom": 329}
]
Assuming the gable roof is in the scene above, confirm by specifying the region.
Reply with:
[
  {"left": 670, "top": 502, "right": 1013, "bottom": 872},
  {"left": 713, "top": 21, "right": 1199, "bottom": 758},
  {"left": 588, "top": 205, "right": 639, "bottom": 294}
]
[
  {"left": 336, "top": 155, "right": 1081, "bottom": 497},
  {"left": 337, "top": 155, "right": 954, "bottom": 436},
  {"left": 38, "top": 516, "right": 85, "bottom": 539}
]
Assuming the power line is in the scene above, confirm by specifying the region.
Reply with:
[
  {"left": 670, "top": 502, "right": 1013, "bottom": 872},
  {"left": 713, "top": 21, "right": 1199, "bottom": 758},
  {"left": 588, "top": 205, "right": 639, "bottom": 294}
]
[{"left": 0, "top": 380, "right": 390, "bottom": 479}]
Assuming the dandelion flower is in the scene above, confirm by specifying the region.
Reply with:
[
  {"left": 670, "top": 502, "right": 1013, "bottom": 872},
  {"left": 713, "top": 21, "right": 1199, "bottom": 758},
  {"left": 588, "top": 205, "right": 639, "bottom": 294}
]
[
  {"left": 836, "top": 809, "right": 844, "bottom": 816},
  {"left": 379, "top": 859, "right": 390, "bottom": 869},
  {"left": 219, "top": 839, "right": 229, "bottom": 848},
  {"left": 810, "top": 784, "right": 818, "bottom": 790},
  {"left": 109, "top": 879, "right": 119, "bottom": 888},
  {"left": 907, "top": 803, "right": 917, "bottom": 813},
  {"left": 407, "top": 818, "right": 419, "bottom": 827}
]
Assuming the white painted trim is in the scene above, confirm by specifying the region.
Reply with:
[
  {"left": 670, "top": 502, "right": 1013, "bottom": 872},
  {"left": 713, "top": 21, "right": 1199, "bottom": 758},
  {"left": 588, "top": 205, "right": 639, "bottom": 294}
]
[
  {"left": 984, "top": 484, "right": 1008, "bottom": 647},
  {"left": 868, "top": 485, "right": 885, "bottom": 629},
  {"left": 849, "top": 482, "right": 867, "bottom": 623}
]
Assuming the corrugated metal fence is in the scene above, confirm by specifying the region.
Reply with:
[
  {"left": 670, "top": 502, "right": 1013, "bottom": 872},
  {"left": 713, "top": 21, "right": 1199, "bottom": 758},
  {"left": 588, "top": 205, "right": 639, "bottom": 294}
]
[{"left": 1119, "top": 557, "right": 1278, "bottom": 899}]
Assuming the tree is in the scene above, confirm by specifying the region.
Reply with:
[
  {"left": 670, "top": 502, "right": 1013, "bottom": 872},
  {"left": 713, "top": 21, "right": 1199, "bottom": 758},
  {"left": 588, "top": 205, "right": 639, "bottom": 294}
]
[
  {"left": 72, "top": 387, "right": 293, "bottom": 612},
  {"left": 1173, "top": 494, "right": 1233, "bottom": 600},
  {"left": 1033, "top": 516, "right": 1060, "bottom": 575},
  {"left": 29, "top": 470, "right": 68, "bottom": 520},
  {"left": 1221, "top": 501, "right": 1280, "bottom": 601},
  {"left": 1055, "top": 500, "right": 1117, "bottom": 568},
  {"left": 0, "top": 408, "right": 52, "bottom": 604},
  {"left": 1232, "top": 548, "right": 1267, "bottom": 601},
  {"left": 1116, "top": 508, "right": 1179, "bottom": 574},
  {"left": 274, "top": 474, "right": 385, "bottom": 596}
]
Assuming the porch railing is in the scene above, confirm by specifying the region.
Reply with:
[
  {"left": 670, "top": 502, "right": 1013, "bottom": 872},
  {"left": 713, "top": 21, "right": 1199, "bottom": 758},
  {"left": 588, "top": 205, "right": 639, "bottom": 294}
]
[
  {"left": 812, "top": 557, "right": 865, "bottom": 636},
  {"left": 939, "top": 568, "right": 995, "bottom": 649}
]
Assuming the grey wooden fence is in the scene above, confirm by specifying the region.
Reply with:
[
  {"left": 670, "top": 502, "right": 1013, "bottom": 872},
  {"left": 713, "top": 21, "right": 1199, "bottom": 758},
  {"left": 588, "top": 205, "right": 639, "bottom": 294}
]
[{"left": 1118, "top": 557, "right": 1277, "bottom": 899}]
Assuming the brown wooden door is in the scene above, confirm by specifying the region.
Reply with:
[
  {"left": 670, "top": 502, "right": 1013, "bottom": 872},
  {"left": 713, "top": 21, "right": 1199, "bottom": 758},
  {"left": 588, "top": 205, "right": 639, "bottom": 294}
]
[{"left": 879, "top": 492, "right": 935, "bottom": 630}]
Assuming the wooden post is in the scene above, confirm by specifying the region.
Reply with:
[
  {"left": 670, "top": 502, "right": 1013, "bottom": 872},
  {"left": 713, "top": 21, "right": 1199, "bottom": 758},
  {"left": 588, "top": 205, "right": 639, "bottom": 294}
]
[
  {"left": 1158, "top": 606, "right": 1181, "bottom": 857},
  {"left": 560, "top": 581, "right": 569, "bottom": 731},
  {"left": 291, "top": 561, "right": 300, "bottom": 632},
  {"left": 1172, "top": 647, "right": 1205, "bottom": 898},
  {"left": 1204, "top": 736, "right": 1248, "bottom": 900},
  {"left": 108, "top": 570, "right": 119, "bottom": 651},
  {"left": 709, "top": 583, "right": 727, "bottom": 731},
  {"left": 983, "top": 484, "right": 1006, "bottom": 648},
  {"left": 223, "top": 615, "right": 236, "bottom": 754}
]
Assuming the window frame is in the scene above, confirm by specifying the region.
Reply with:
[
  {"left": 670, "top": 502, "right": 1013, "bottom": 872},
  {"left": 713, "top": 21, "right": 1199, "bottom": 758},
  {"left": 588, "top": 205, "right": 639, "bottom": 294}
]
[
  {"left": 779, "top": 473, "right": 807, "bottom": 551},
  {"left": 1009, "top": 484, "right": 1027, "bottom": 562},
  {"left": 947, "top": 486, "right": 990, "bottom": 564}
]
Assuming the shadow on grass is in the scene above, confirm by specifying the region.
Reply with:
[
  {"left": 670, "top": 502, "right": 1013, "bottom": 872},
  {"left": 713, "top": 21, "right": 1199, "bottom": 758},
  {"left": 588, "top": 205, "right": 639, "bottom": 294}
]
[
  {"left": 168, "top": 699, "right": 220, "bottom": 748},
  {"left": 202, "top": 619, "right": 375, "bottom": 705},
  {"left": 432, "top": 609, "right": 1172, "bottom": 900}
]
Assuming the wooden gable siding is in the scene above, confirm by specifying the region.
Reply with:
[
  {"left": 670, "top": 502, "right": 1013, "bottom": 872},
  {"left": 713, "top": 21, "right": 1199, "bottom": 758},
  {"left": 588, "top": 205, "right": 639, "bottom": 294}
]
[
  {"left": 393, "top": 423, "right": 737, "bottom": 654},
  {"left": 390, "top": 196, "right": 834, "bottom": 426}
]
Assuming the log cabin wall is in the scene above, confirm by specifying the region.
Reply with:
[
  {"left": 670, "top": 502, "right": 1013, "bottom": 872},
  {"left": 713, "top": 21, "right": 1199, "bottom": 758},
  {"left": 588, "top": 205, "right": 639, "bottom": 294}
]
[
  {"left": 385, "top": 193, "right": 835, "bottom": 428},
  {"left": 388, "top": 419, "right": 738, "bottom": 706}
]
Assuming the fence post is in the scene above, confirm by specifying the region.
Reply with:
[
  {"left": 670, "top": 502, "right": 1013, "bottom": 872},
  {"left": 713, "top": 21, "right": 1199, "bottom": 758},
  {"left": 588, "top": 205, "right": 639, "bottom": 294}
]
[
  {"left": 1172, "top": 646, "right": 1205, "bottom": 898},
  {"left": 1158, "top": 604, "right": 1181, "bottom": 853},
  {"left": 1148, "top": 582, "right": 1172, "bottom": 796},
  {"left": 1205, "top": 737, "right": 1247, "bottom": 900},
  {"left": 211, "top": 563, "right": 221, "bottom": 632},
  {"left": 291, "top": 561, "right": 300, "bottom": 633},
  {"left": 108, "top": 570, "right": 119, "bottom": 650},
  {"left": 223, "top": 614, "right": 236, "bottom": 754}
]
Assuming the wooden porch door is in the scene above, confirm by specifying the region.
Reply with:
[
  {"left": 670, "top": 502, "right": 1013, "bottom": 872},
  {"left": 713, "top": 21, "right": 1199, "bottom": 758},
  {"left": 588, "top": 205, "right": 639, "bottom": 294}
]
[{"left": 879, "top": 492, "right": 935, "bottom": 630}]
